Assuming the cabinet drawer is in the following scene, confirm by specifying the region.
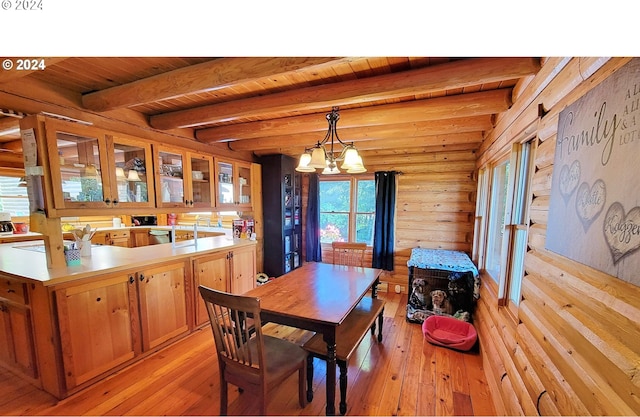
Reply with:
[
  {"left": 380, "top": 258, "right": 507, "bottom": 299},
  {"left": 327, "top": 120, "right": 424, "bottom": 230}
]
[
  {"left": 106, "top": 230, "right": 130, "bottom": 239},
  {"left": 0, "top": 277, "right": 28, "bottom": 305}
]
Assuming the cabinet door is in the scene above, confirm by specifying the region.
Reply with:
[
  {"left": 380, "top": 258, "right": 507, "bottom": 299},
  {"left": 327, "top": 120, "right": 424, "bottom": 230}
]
[
  {"left": 137, "top": 261, "right": 189, "bottom": 351},
  {"left": 193, "top": 252, "right": 229, "bottom": 327},
  {"left": 105, "top": 134, "right": 156, "bottom": 209},
  {"left": 0, "top": 301, "right": 37, "bottom": 379},
  {"left": 154, "top": 146, "right": 187, "bottom": 209},
  {"left": 44, "top": 118, "right": 112, "bottom": 210},
  {"left": 55, "top": 274, "right": 139, "bottom": 390},
  {"left": 188, "top": 152, "right": 215, "bottom": 209},
  {"left": 230, "top": 246, "right": 256, "bottom": 294}
]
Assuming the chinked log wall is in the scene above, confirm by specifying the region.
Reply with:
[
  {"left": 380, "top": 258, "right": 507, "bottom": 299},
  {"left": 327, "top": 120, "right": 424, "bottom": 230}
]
[{"left": 476, "top": 57, "right": 640, "bottom": 415}]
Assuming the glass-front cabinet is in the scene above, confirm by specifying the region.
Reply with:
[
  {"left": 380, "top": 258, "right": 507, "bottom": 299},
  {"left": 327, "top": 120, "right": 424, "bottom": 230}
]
[
  {"left": 44, "top": 118, "right": 154, "bottom": 210},
  {"left": 154, "top": 146, "right": 187, "bottom": 209},
  {"left": 107, "top": 134, "right": 155, "bottom": 209},
  {"left": 215, "top": 159, "right": 252, "bottom": 209},
  {"left": 187, "top": 152, "right": 215, "bottom": 208}
]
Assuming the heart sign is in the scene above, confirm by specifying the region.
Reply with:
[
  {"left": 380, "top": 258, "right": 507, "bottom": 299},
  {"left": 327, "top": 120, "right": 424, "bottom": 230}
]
[
  {"left": 559, "top": 160, "right": 581, "bottom": 204},
  {"left": 575, "top": 180, "right": 606, "bottom": 232},
  {"left": 603, "top": 202, "right": 640, "bottom": 264}
]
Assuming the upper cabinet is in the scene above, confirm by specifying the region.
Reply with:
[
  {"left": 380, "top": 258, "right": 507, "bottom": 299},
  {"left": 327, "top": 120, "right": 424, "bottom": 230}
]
[
  {"left": 187, "top": 152, "right": 215, "bottom": 209},
  {"left": 44, "top": 118, "right": 155, "bottom": 211},
  {"left": 154, "top": 146, "right": 187, "bottom": 209},
  {"left": 20, "top": 115, "right": 257, "bottom": 215},
  {"left": 215, "top": 159, "right": 253, "bottom": 209}
]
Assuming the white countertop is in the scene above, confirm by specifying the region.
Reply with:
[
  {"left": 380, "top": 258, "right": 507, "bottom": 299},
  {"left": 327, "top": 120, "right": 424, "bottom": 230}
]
[{"left": 0, "top": 235, "right": 255, "bottom": 286}]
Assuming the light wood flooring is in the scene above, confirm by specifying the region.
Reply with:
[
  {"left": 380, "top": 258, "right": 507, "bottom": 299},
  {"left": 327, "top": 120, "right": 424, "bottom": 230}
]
[{"left": 0, "top": 292, "right": 496, "bottom": 416}]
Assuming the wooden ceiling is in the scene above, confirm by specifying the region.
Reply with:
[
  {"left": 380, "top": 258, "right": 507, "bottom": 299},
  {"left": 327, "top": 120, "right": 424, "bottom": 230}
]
[{"left": 0, "top": 57, "right": 541, "bottom": 167}]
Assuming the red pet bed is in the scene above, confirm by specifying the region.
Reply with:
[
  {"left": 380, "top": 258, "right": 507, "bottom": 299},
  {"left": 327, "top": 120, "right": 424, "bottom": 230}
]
[{"left": 422, "top": 315, "right": 477, "bottom": 351}]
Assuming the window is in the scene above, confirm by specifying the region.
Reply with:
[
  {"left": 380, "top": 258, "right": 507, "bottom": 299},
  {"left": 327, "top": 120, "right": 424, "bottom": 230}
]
[
  {"left": 319, "top": 177, "right": 375, "bottom": 245},
  {"left": 485, "top": 159, "right": 510, "bottom": 281},
  {"left": 500, "top": 140, "right": 535, "bottom": 308},
  {"left": 0, "top": 175, "right": 30, "bottom": 216},
  {"left": 475, "top": 138, "right": 536, "bottom": 313}
]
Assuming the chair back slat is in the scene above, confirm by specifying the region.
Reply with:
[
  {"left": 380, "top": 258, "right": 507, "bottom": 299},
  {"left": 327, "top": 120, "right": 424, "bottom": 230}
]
[
  {"left": 200, "top": 286, "right": 264, "bottom": 371},
  {"left": 332, "top": 242, "right": 366, "bottom": 267}
]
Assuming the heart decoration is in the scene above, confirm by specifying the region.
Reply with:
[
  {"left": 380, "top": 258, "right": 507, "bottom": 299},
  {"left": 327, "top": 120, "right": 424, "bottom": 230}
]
[
  {"left": 603, "top": 202, "right": 640, "bottom": 264},
  {"left": 575, "top": 180, "right": 606, "bottom": 232},
  {"left": 559, "top": 160, "right": 581, "bottom": 204}
]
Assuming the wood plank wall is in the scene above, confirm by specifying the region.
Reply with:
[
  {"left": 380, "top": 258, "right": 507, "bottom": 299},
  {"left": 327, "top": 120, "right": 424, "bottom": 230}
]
[
  {"left": 300, "top": 148, "right": 477, "bottom": 292},
  {"left": 476, "top": 57, "right": 640, "bottom": 415}
]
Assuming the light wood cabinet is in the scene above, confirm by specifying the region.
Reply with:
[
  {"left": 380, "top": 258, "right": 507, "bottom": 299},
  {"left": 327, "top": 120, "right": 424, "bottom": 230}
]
[
  {"left": 187, "top": 152, "right": 215, "bottom": 209},
  {"left": 193, "top": 251, "right": 229, "bottom": 326},
  {"left": 154, "top": 145, "right": 188, "bottom": 209},
  {"left": 215, "top": 159, "right": 253, "bottom": 209},
  {"left": 0, "top": 275, "right": 37, "bottom": 379},
  {"left": 54, "top": 260, "right": 189, "bottom": 391},
  {"left": 193, "top": 245, "right": 256, "bottom": 327},
  {"left": 42, "top": 118, "right": 155, "bottom": 213},
  {"left": 230, "top": 245, "right": 256, "bottom": 294},
  {"left": 137, "top": 261, "right": 189, "bottom": 351},
  {"left": 54, "top": 274, "right": 139, "bottom": 390}
]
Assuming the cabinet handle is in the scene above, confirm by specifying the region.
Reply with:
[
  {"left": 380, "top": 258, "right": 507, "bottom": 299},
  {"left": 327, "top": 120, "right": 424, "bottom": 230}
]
[
  {"left": 229, "top": 252, "right": 234, "bottom": 259},
  {"left": 0, "top": 305, "right": 6, "bottom": 312},
  {"left": 104, "top": 198, "right": 111, "bottom": 205},
  {"left": 129, "top": 275, "right": 134, "bottom": 284},
  {"left": 7, "top": 289, "right": 15, "bottom": 293},
  {"left": 139, "top": 273, "right": 145, "bottom": 282},
  {"left": 113, "top": 199, "right": 118, "bottom": 205}
]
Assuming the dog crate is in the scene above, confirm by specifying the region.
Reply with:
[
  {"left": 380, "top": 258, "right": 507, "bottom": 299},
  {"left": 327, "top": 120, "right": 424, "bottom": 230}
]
[{"left": 406, "top": 248, "right": 479, "bottom": 324}]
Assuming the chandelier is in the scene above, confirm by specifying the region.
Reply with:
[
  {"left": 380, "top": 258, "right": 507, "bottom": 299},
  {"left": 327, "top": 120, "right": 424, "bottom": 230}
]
[{"left": 295, "top": 107, "right": 366, "bottom": 174}]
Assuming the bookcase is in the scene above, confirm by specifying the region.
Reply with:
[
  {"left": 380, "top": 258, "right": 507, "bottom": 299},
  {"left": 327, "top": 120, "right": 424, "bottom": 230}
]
[{"left": 260, "top": 154, "right": 303, "bottom": 277}]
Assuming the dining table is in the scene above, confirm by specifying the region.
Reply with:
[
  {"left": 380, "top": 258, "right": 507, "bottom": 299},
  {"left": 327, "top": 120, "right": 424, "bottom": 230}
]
[{"left": 244, "top": 261, "right": 382, "bottom": 416}]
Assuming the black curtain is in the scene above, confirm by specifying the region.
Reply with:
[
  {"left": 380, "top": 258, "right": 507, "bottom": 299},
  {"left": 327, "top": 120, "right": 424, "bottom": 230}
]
[
  {"left": 372, "top": 171, "right": 396, "bottom": 270},
  {"left": 305, "top": 173, "right": 322, "bottom": 262}
]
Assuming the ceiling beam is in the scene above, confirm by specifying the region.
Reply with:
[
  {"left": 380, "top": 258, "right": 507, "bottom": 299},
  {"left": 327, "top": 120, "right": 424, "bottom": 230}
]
[
  {"left": 255, "top": 132, "right": 484, "bottom": 157},
  {"left": 196, "top": 89, "right": 510, "bottom": 143},
  {"left": 81, "top": 57, "right": 360, "bottom": 112},
  {"left": 150, "top": 57, "right": 539, "bottom": 130},
  {"left": 226, "top": 115, "right": 492, "bottom": 152}
]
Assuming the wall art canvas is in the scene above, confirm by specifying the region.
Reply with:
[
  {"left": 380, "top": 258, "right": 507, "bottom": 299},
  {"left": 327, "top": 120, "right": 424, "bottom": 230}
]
[{"left": 547, "top": 58, "right": 640, "bottom": 287}]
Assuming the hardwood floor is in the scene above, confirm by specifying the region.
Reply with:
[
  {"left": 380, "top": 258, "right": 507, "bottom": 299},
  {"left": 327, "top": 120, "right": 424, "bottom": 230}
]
[{"left": 0, "top": 292, "right": 496, "bottom": 416}]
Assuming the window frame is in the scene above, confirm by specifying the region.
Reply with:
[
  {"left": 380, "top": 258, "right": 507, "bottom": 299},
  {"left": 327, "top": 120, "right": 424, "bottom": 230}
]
[
  {"left": 474, "top": 133, "right": 537, "bottom": 318},
  {"left": 319, "top": 174, "right": 375, "bottom": 246}
]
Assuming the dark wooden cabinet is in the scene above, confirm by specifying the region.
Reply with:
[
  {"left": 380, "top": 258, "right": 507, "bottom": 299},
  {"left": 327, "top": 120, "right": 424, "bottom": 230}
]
[{"left": 261, "top": 154, "right": 303, "bottom": 277}]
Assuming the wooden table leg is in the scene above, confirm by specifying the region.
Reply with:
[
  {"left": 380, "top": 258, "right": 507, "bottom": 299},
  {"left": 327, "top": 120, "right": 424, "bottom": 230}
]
[{"left": 324, "top": 331, "right": 337, "bottom": 415}]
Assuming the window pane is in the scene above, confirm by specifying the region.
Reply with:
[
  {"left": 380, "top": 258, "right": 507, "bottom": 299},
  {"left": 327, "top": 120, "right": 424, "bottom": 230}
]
[
  {"left": 508, "top": 228, "right": 527, "bottom": 306},
  {"left": 356, "top": 180, "right": 375, "bottom": 212},
  {"left": 355, "top": 213, "right": 374, "bottom": 245},
  {"left": 485, "top": 161, "right": 510, "bottom": 281},
  {"left": 319, "top": 181, "right": 350, "bottom": 212},
  {"left": 0, "top": 176, "right": 30, "bottom": 216},
  {"left": 320, "top": 213, "right": 349, "bottom": 243}
]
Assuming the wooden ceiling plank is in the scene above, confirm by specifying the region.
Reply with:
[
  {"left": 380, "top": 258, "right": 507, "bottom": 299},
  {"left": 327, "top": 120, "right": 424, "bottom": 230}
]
[
  {"left": 0, "top": 58, "right": 67, "bottom": 84},
  {"left": 196, "top": 89, "right": 510, "bottom": 142},
  {"left": 81, "top": 57, "right": 360, "bottom": 112},
  {"left": 151, "top": 57, "right": 538, "bottom": 130}
]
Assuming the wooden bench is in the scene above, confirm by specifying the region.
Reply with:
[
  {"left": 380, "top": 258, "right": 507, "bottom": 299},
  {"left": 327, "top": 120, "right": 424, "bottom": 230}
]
[{"left": 303, "top": 296, "right": 385, "bottom": 415}]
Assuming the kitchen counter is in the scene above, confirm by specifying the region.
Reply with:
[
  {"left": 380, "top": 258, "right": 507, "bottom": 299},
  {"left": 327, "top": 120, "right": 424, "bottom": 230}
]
[
  {"left": 0, "top": 231, "right": 44, "bottom": 243},
  {"left": 0, "top": 235, "right": 255, "bottom": 286}
]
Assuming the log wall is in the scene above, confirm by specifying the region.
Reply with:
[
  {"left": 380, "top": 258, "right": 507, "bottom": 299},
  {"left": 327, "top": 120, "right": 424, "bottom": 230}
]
[
  {"left": 476, "top": 57, "right": 640, "bottom": 415},
  {"left": 300, "top": 147, "right": 477, "bottom": 292}
]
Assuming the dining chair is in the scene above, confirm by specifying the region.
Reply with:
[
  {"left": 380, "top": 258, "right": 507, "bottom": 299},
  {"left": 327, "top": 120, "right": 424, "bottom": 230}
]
[
  {"left": 199, "top": 285, "right": 309, "bottom": 415},
  {"left": 332, "top": 241, "right": 366, "bottom": 267}
]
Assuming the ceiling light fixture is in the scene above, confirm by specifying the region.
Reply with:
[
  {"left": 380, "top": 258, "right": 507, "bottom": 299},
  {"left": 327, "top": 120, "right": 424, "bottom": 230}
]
[{"left": 295, "top": 107, "right": 366, "bottom": 174}]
